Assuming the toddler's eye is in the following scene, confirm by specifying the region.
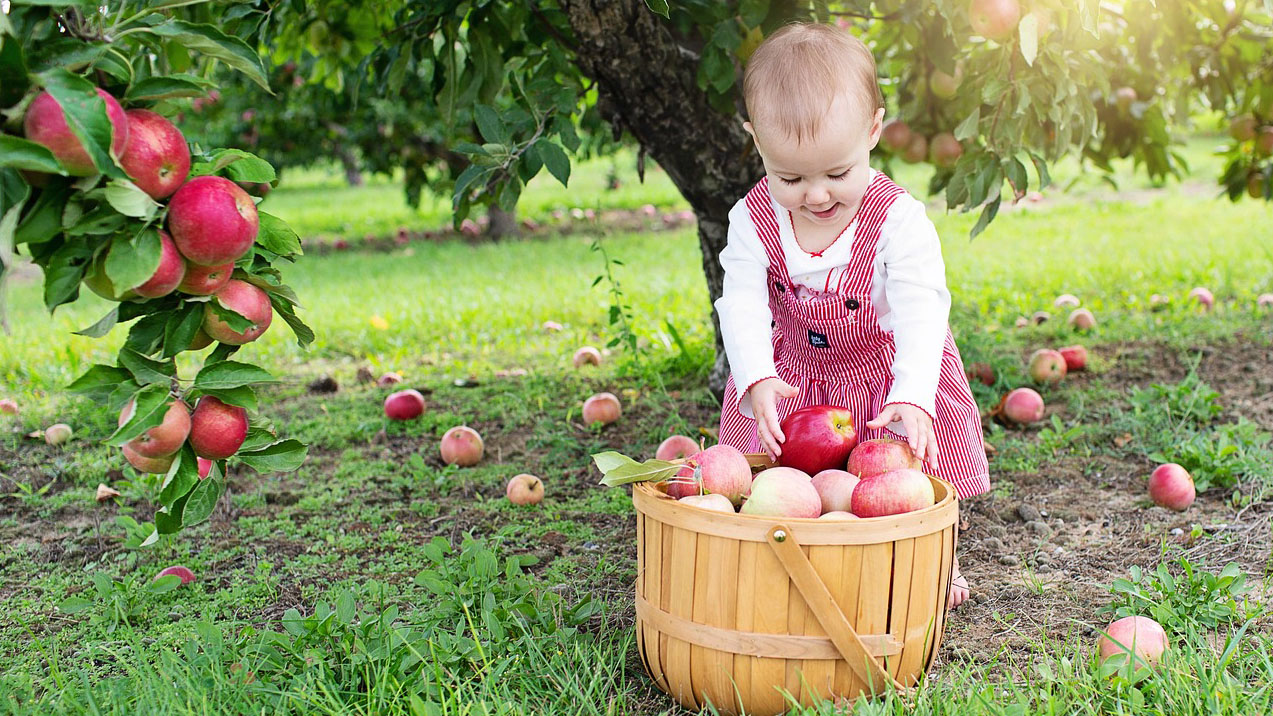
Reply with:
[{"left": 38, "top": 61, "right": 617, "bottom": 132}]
[
  {"left": 778, "top": 176, "right": 801, "bottom": 185},
  {"left": 829, "top": 169, "right": 850, "bottom": 181}
]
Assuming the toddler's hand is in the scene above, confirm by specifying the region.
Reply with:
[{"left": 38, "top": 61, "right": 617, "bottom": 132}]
[
  {"left": 747, "top": 378, "right": 799, "bottom": 460},
  {"left": 866, "top": 403, "right": 939, "bottom": 469}
]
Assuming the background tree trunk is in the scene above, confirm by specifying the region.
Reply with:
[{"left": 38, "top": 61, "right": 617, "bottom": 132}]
[
  {"left": 337, "top": 145, "right": 364, "bottom": 187},
  {"left": 486, "top": 206, "right": 520, "bottom": 239},
  {"left": 561, "top": 0, "right": 766, "bottom": 399}
]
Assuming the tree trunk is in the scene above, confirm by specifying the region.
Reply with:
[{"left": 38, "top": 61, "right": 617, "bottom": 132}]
[
  {"left": 486, "top": 206, "right": 520, "bottom": 239},
  {"left": 561, "top": 0, "right": 766, "bottom": 399},
  {"left": 337, "top": 145, "right": 364, "bottom": 187}
]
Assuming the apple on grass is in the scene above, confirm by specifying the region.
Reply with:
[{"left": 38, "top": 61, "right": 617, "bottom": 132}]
[
  {"left": 377, "top": 372, "right": 403, "bottom": 387},
  {"left": 506, "top": 474, "right": 544, "bottom": 505},
  {"left": 1068, "top": 308, "right": 1096, "bottom": 331},
  {"left": 168, "top": 175, "right": 259, "bottom": 266},
  {"left": 384, "top": 389, "right": 426, "bottom": 420},
  {"left": 847, "top": 438, "right": 922, "bottom": 479},
  {"left": 203, "top": 280, "right": 273, "bottom": 345},
  {"left": 777, "top": 405, "right": 858, "bottom": 476},
  {"left": 24, "top": 89, "right": 128, "bottom": 176},
  {"left": 1148, "top": 463, "right": 1195, "bottom": 511},
  {"left": 0, "top": 398, "right": 17, "bottom": 415},
  {"left": 573, "top": 347, "right": 602, "bottom": 367},
  {"left": 740, "top": 467, "right": 820, "bottom": 518},
  {"left": 44, "top": 423, "right": 73, "bottom": 446},
  {"left": 1058, "top": 345, "right": 1088, "bottom": 372},
  {"left": 1000, "top": 388, "right": 1045, "bottom": 424},
  {"left": 155, "top": 565, "right": 196, "bottom": 585},
  {"left": 119, "top": 109, "right": 190, "bottom": 199},
  {"left": 440, "top": 426, "right": 484, "bottom": 467},
  {"left": 118, "top": 398, "right": 190, "bottom": 458},
  {"left": 1188, "top": 287, "right": 1214, "bottom": 310},
  {"left": 851, "top": 468, "right": 935, "bottom": 517},
  {"left": 1098, "top": 616, "right": 1168, "bottom": 667},
  {"left": 655, "top": 435, "right": 700, "bottom": 461},
  {"left": 1028, "top": 349, "right": 1067, "bottom": 384},
  {"left": 1054, "top": 294, "right": 1081, "bottom": 309},
  {"left": 189, "top": 396, "right": 248, "bottom": 459},
  {"left": 582, "top": 392, "right": 621, "bottom": 426}
]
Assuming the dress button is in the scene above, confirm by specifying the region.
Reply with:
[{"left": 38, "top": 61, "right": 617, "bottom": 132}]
[
  {"left": 775, "top": 282, "right": 786, "bottom": 293},
  {"left": 846, "top": 298, "right": 860, "bottom": 310}
]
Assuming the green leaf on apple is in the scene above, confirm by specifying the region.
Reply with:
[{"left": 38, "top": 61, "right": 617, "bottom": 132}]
[
  {"left": 181, "top": 476, "right": 224, "bottom": 526},
  {"left": 35, "top": 68, "right": 126, "bottom": 178},
  {"left": 197, "top": 385, "right": 257, "bottom": 413},
  {"left": 41, "top": 239, "right": 93, "bottom": 310},
  {"left": 206, "top": 295, "right": 255, "bottom": 332},
  {"left": 104, "top": 228, "right": 161, "bottom": 293},
  {"left": 158, "top": 444, "right": 200, "bottom": 507},
  {"left": 239, "top": 425, "right": 279, "bottom": 453},
  {"left": 117, "top": 346, "right": 175, "bottom": 386},
  {"left": 0, "top": 136, "right": 65, "bottom": 174},
  {"left": 103, "top": 178, "right": 160, "bottom": 219},
  {"left": 236, "top": 439, "right": 308, "bottom": 473},
  {"left": 161, "top": 302, "right": 205, "bottom": 358},
  {"left": 255, "top": 212, "right": 302, "bottom": 257},
  {"left": 190, "top": 148, "right": 276, "bottom": 183},
  {"left": 155, "top": 489, "right": 189, "bottom": 535},
  {"left": 124, "top": 74, "right": 216, "bottom": 102},
  {"left": 104, "top": 382, "right": 169, "bottom": 446},
  {"left": 592, "top": 451, "right": 683, "bottom": 487},
  {"left": 146, "top": 20, "right": 271, "bottom": 91},
  {"left": 124, "top": 311, "right": 170, "bottom": 355},
  {"left": 194, "top": 360, "right": 276, "bottom": 390}
]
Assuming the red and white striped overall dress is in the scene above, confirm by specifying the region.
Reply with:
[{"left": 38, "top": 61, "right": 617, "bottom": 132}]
[{"left": 719, "top": 174, "right": 991, "bottom": 499}]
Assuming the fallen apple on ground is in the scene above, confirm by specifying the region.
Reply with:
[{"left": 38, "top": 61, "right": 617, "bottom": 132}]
[
  {"left": 0, "top": 399, "right": 17, "bottom": 415},
  {"left": 582, "top": 392, "right": 621, "bottom": 425},
  {"left": 777, "top": 404, "right": 857, "bottom": 475},
  {"left": 1188, "top": 286, "right": 1214, "bottom": 310},
  {"left": 1058, "top": 345, "right": 1088, "bottom": 372},
  {"left": 1001, "top": 388, "right": 1046, "bottom": 424},
  {"left": 967, "top": 362, "right": 995, "bottom": 386},
  {"left": 440, "top": 426, "right": 484, "bottom": 466},
  {"left": 655, "top": 435, "right": 700, "bottom": 461},
  {"left": 1148, "top": 463, "right": 1195, "bottom": 511},
  {"left": 573, "top": 346, "right": 602, "bottom": 367},
  {"left": 506, "top": 474, "right": 544, "bottom": 505},
  {"left": 1028, "top": 349, "right": 1067, "bottom": 384},
  {"left": 847, "top": 438, "right": 923, "bottom": 479},
  {"left": 1068, "top": 308, "right": 1096, "bottom": 331},
  {"left": 156, "top": 565, "right": 196, "bottom": 585},
  {"left": 1054, "top": 294, "right": 1081, "bottom": 309},
  {"left": 384, "top": 389, "right": 426, "bottom": 420},
  {"left": 740, "top": 467, "right": 820, "bottom": 518},
  {"left": 1098, "top": 616, "right": 1168, "bottom": 667},
  {"left": 377, "top": 372, "right": 403, "bottom": 387},
  {"left": 44, "top": 423, "right": 73, "bottom": 446}
]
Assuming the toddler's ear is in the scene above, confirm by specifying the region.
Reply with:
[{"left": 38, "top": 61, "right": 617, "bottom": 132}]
[
  {"left": 742, "top": 120, "right": 758, "bottom": 143},
  {"left": 867, "top": 107, "right": 886, "bottom": 148}
]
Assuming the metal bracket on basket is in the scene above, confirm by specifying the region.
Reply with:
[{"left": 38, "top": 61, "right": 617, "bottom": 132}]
[{"left": 765, "top": 524, "right": 905, "bottom": 694}]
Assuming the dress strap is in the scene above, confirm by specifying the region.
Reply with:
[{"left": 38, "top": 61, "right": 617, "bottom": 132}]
[
  {"left": 744, "top": 178, "right": 792, "bottom": 285},
  {"left": 835, "top": 172, "right": 905, "bottom": 296}
]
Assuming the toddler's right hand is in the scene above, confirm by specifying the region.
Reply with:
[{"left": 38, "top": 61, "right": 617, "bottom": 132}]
[{"left": 747, "top": 378, "right": 799, "bottom": 460}]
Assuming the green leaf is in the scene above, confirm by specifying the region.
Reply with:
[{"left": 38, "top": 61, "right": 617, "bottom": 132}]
[
  {"left": 256, "top": 213, "right": 301, "bottom": 256},
  {"left": 104, "top": 229, "right": 161, "bottom": 294},
  {"left": 155, "top": 490, "right": 188, "bottom": 535},
  {"left": 74, "top": 306, "right": 120, "bottom": 338},
  {"left": 207, "top": 296, "right": 254, "bottom": 332},
  {"left": 67, "top": 364, "right": 130, "bottom": 396},
  {"left": 643, "top": 0, "right": 670, "bottom": 19},
  {"left": 14, "top": 181, "right": 70, "bottom": 245},
  {"left": 41, "top": 239, "right": 92, "bottom": 310},
  {"left": 236, "top": 440, "right": 308, "bottom": 473},
  {"left": 240, "top": 425, "right": 278, "bottom": 453},
  {"left": 182, "top": 477, "right": 224, "bottom": 526},
  {"left": 190, "top": 148, "right": 276, "bottom": 183},
  {"left": 63, "top": 206, "right": 126, "bottom": 236},
  {"left": 954, "top": 107, "right": 981, "bottom": 142},
  {"left": 199, "top": 386, "right": 257, "bottom": 413},
  {"left": 1019, "top": 13, "right": 1039, "bottom": 66},
  {"left": 124, "top": 312, "right": 170, "bottom": 355},
  {"left": 536, "top": 140, "right": 570, "bottom": 188},
  {"left": 146, "top": 20, "right": 271, "bottom": 91},
  {"left": 35, "top": 68, "right": 125, "bottom": 177},
  {"left": 162, "top": 302, "right": 204, "bottom": 358},
  {"left": 474, "top": 104, "right": 508, "bottom": 144},
  {"left": 969, "top": 196, "right": 1001, "bottom": 239},
  {"left": 57, "top": 597, "right": 93, "bottom": 615},
  {"left": 269, "top": 293, "right": 315, "bottom": 347},
  {"left": 103, "top": 179, "right": 160, "bottom": 219},
  {"left": 194, "top": 361, "right": 276, "bottom": 390},
  {"left": 598, "top": 458, "right": 683, "bottom": 487},
  {"left": 117, "top": 346, "right": 176, "bottom": 386},
  {"left": 0, "top": 136, "right": 65, "bottom": 173},
  {"left": 0, "top": 33, "right": 30, "bottom": 108},
  {"left": 159, "top": 445, "right": 200, "bottom": 507},
  {"left": 124, "top": 74, "right": 214, "bottom": 102},
  {"left": 146, "top": 574, "right": 183, "bottom": 594},
  {"left": 592, "top": 451, "right": 640, "bottom": 474},
  {"left": 104, "top": 383, "right": 169, "bottom": 446}
]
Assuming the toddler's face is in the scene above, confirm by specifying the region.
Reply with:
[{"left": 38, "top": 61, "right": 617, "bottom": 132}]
[{"left": 746, "top": 96, "right": 884, "bottom": 228}]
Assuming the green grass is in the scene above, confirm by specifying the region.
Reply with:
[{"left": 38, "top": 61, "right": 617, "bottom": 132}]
[{"left": 3, "top": 132, "right": 1273, "bottom": 714}]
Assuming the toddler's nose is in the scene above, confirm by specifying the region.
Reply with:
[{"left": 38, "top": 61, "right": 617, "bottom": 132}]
[{"left": 805, "top": 186, "right": 830, "bottom": 206}]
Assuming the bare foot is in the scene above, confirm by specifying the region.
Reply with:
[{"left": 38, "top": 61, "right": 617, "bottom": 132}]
[{"left": 947, "top": 556, "right": 969, "bottom": 609}]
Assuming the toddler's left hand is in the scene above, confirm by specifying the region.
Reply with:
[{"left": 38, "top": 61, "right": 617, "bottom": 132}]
[{"left": 866, "top": 404, "right": 939, "bottom": 469}]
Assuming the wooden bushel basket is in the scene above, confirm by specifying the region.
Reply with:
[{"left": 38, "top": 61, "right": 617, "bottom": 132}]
[{"left": 633, "top": 454, "right": 957, "bottom": 715}]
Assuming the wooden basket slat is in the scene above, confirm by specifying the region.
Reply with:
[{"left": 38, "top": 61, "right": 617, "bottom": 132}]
[
  {"left": 899, "top": 531, "right": 943, "bottom": 686},
  {"left": 665, "top": 526, "right": 699, "bottom": 708},
  {"left": 641, "top": 514, "right": 668, "bottom": 692},
  {"left": 688, "top": 535, "right": 715, "bottom": 710},
  {"left": 749, "top": 537, "right": 790, "bottom": 715},
  {"left": 834, "top": 543, "right": 865, "bottom": 698},
  {"left": 854, "top": 542, "right": 893, "bottom": 693},
  {"left": 732, "top": 540, "right": 759, "bottom": 712},
  {"left": 800, "top": 545, "right": 841, "bottom": 704},
  {"left": 926, "top": 526, "right": 956, "bottom": 667},
  {"left": 885, "top": 538, "right": 917, "bottom": 680},
  {"left": 783, "top": 547, "right": 809, "bottom": 704},
  {"left": 700, "top": 534, "right": 741, "bottom": 711}
]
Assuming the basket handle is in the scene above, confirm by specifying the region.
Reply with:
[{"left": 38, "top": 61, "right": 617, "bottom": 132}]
[{"left": 765, "top": 524, "right": 904, "bottom": 694}]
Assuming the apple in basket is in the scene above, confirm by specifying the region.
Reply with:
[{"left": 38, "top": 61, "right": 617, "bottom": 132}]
[
  {"left": 851, "top": 468, "right": 935, "bottom": 518},
  {"left": 777, "top": 405, "right": 858, "bottom": 475},
  {"left": 665, "top": 444, "right": 752, "bottom": 505},
  {"left": 847, "top": 438, "right": 923, "bottom": 479},
  {"left": 740, "top": 467, "right": 821, "bottom": 518}
]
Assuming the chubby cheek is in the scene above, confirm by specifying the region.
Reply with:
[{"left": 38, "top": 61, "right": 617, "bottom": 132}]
[{"left": 767, "top": 179, "right": 806, "bottom": 211}]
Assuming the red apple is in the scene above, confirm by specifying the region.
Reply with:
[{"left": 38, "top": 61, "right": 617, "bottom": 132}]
[
  {"left": 572, "top": 346, "right": 602, "bottom": 367},
  {"left": 178, "top": 262, "right": 234, "bottom": 296},
  {"left": 440, "top": 426, "right": 484, "bottom": 466},
  {"left": 0, "top": 398, "right": 19, "bottom": 415},
  {"left": 1054, "top": 294, "right": 1081, "bottom": 309},
  {"left": 197, "top": 457, "right": 213, "bottom": 479},
  {"left": 1001, "top": 387, "right": 1045, "bottom": 424},
  {"left": 664, "top": 465, "right": 700, "bottom": 499},
  {"left": 1188, "top": 286, "right": 1214, "bottom": 310},
  {"left": 119, "top": 398, "right": 190, "bottom": 458},
  {"left": 384, "top": 389, "right": 426, "bottom": 420},
  {"left": 168, "top": 175, "right": 259, "bottom": 266},
  {"left": 968, "top": 0, "right": 1021, "bottom": 40},
  {"left": 1058, "top": 345, "right": 1088, "bottom": 372},
  {"left": 1258, "top": 293, "right": 1273, "bottom": 309},
  {"left": 655, "top": 435, "right": 700, "bottom": 461},
  {"left": 122, "top": 444, "right": 175, "bottom": 474},
  {"left": 740, "top": 467, "right": 821, "bottom": 518},
  {"left": 811, "top": 469, "right": 860, "bottom": 514},
  {"left": 1230, "top": 115, "right": 1257, "bottom": 142},
  {"left": 156, "top": 565, "right": 196, "bottom": 585},
  {"left": 846, "top": 438, "right": 922, "bottom": 479},
  {"left": 44, "top": 423, "right": 73, "bottom": 446},
  {"left": 84, "top": 230, "right": 187, "bottom": 301},
  {"left": 1148, "top": 463, "right": 1195, "bottom": 511},
  {"left": 582, "top": 392, "right": 621, "bottom": 425},
  {"left": 506, "top": 473, "right": 544, "bottom": 505},
  {"left": 777, "top": 405, "right": 858, "bottom": 475},
  {"left": 119, "top": 109, "right": 190, "bottom": 199},
  {"left": 851, "top": 468, "right": 936, "bottom": 517},
  {"left": 188, "top": 396, "right": 248, "bottom": 459},
  {"left": 1028, "top": 348, "right": 1067, "bottom": 384},
  {"left": 929, "top": 68, "right": 962, "bottom": 100},
  {"left": 686, "top": 444, "right": 753, "bottom": 505},
  {"left": 929, "top": 132, "right": 963, "bottom": 168},
  {"left": 1098, "top": 616, "right": 1168, "bottom": 667},
  {"left": 880, "top": 119, "right": 913, "bottom": 153},
  {"left": 1068, "top": 308, "right": 1096, "bottom": 331},
  {"left": 902, "top": 134, "right": 928, "bottom": 163},
  {"left": 678, "top": 493, "right": 735, "bottom": 513},
  {"left": 203, "top": 279, "right": 272, "bottom": 345},
  {"left": 967, "top": 362, "right": 995, "bottom": 386},
  {"left": 1031, "top": 311, "right": 1051, "bottom": 325},
  {"left": 542, "top": 320, "right": 564, "bottom": 332},
  {"left": 23, "top": 89, "right": 129, "bottom": 176},
  {"left": 377, "top": 372, "right": 403, "bottom": 387}
]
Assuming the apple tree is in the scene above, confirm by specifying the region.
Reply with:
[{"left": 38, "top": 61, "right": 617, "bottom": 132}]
[
  {"left": 250, "top": 1, "right": 1273, "bottom": 393},
  {"left": 1, "top": 1, "right": 313, "bottom": 543}
]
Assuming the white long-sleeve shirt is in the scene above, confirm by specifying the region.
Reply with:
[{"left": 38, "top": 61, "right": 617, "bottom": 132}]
[{"left": 714, "top": 170, "right": 952, "bottom": 419}]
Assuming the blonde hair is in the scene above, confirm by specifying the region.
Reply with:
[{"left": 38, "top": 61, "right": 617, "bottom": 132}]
[{"left": 743, "top": 23, "right": 884, "bottom": 143}]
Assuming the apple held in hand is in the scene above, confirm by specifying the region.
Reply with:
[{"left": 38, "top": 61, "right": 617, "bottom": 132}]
[
  {"left": 740, "top": 467, "right": 820, "bottom": 518},
  {"left": 851, "top": 468, "right": 935, "bottom": 518},
  {"left": 777, "top": 405, "right": 857, "bottom": 475},
  {"left": 846, "top": 438, "right": 922, "bottom": 479}
]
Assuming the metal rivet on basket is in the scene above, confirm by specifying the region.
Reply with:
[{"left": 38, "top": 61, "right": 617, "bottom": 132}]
[{"left": 773, "top": 530, "right": 787, "bottom": 542}]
